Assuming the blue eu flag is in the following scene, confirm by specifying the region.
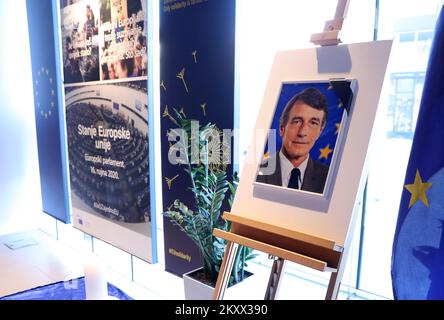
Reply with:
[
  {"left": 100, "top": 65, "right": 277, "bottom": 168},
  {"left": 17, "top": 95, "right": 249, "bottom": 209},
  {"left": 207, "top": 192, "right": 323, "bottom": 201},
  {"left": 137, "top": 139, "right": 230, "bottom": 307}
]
[
  {"left": 26, "top": 0, "right": 70, "bottom": 223},
  {"left": 391, "top": 6, "right": 444, "bottom": 299}
]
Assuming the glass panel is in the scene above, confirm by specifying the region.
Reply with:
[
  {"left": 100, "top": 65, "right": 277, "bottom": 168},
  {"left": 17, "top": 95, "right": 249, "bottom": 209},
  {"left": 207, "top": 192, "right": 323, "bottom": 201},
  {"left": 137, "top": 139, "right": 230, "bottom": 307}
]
[
  {"left": 418, "top": 30, "right": 434, "bottom": 41},
  {"left": 359, "top": 0, "right": 442, "bottom": 298},
  {"left": 399, "top": 32, "right": 415, "bottom": 42}
]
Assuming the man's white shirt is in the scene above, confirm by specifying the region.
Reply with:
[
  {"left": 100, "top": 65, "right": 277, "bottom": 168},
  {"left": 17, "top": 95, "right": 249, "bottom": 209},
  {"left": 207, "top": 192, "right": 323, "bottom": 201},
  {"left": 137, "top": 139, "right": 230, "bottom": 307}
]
[{"left": 279, "top": 150, "right": 309, "bottom": 189}]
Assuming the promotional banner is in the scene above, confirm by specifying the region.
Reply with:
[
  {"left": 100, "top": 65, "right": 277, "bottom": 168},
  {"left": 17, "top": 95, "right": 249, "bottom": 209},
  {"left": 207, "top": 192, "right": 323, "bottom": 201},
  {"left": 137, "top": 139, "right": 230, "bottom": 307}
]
[
  {"left": 65, "top": 80, "right": 149, "bottom": 224},
  {"left": 62, "top": 0, "right": 156, "bottom": 262},
  {"left": 26, "top": 0, "right": 70, "bottom": 223},
  {"left": 160, "top": 0, "right": 236, "bottom": 275}
]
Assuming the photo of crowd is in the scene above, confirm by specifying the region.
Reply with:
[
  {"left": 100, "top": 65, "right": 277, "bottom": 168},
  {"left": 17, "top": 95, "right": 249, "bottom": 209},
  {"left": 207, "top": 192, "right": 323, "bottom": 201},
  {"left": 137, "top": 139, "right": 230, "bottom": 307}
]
[
  {"left": 60, "top": 0, "right": 147, "bottom": 83},
  {"left": 99, "top": 0, "right": 147, "bottom": 80},
  {"left": 61, "top": 0, "right": 100, "bottom": 83}
]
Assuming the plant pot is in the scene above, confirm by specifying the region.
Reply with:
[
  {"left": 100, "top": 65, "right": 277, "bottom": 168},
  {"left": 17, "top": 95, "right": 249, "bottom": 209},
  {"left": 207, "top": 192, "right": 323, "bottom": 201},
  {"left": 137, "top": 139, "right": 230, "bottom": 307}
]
[
  {"left": 183, "top": 267, "right": 254, "bottom": 300},
  {"left": 183, "top": 268, "right": 215, "bottom": 300}
]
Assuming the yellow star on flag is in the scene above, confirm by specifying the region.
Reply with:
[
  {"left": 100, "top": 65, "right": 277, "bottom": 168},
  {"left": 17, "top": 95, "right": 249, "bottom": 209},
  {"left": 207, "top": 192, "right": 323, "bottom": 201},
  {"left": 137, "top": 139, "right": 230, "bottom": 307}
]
[
  {"left": 335, "top": 123, "right": 341, "bottom": 135},
  {"left": 405, "top": 170, "right": 432, "bottom": 208},
  {"left": 319, "top": 144, "right": 333, "bottom": 160}
]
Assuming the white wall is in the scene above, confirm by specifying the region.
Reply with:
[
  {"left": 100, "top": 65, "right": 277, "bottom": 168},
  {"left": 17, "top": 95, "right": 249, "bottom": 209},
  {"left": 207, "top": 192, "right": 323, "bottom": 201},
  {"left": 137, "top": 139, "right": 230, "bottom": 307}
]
[{"left": 0, "top": 0, "right": 42, "bottom": 234}]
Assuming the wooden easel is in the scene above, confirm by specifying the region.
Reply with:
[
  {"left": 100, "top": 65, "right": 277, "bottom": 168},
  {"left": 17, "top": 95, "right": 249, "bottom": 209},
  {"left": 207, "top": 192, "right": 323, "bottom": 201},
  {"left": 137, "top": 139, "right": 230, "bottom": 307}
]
[
  {"left": 213, "top": 0, "right": 351, "bottom": 301},
  {"left": 213, "top": 212, "right": 345, "bottom": 300}
]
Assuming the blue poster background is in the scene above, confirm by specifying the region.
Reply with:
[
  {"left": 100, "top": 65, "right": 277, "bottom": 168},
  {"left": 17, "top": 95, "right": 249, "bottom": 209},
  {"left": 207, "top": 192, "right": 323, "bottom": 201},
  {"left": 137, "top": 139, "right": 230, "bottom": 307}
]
[
  {"left": 160, "top": 0, "right": 236, "bottom": 275},
  {"left": 26, "top": 0, "right": 70, "bottom": 223}
]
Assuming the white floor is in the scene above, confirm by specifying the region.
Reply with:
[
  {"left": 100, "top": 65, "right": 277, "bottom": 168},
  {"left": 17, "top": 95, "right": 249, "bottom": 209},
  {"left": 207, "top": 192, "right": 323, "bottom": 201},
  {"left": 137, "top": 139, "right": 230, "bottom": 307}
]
[
  {"left": 0, "top": 229, "right": 179, "bottom": 300},
  {"left": 0, "top": 229, "right": 388, "bottom": 300},
  {"left": 0, "top": 230, "right": 84, "bottom": 298}
]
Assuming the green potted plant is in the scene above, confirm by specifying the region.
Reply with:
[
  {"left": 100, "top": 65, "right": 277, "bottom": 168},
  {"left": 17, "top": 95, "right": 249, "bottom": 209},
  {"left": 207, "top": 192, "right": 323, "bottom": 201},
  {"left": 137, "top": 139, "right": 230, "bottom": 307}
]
[{"left": 163, "top": 109, "right": 256, "bottom": 299}]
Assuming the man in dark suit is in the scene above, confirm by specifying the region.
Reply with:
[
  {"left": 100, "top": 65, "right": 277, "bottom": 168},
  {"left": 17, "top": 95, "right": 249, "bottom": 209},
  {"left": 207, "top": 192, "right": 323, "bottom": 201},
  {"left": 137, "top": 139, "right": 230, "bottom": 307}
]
[{"left": 257, "top": 88, "right": 329, "bottom": 194}]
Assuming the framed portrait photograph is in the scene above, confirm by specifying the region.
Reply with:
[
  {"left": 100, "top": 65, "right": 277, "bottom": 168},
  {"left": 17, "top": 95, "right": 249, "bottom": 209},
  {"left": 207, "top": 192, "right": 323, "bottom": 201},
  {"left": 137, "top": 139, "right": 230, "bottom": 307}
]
[
  {"left": 231, "top": 41, "right": 392, "bottom": 249},
  {"left": 254, "top": 80, "right": 356, "bottom": 211}
]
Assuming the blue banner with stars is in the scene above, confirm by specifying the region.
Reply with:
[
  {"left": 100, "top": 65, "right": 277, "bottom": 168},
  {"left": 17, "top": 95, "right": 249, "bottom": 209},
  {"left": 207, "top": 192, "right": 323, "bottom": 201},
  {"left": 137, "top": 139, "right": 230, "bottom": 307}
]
[
  {"left": 160, "top": 0, "right": 236, "bottom": 276},
  {"left": 391, "top": 6, "right": 444, "bottom": 299},
  {"left": 26, "top": 0, "right": 70, "bottom": 222}
]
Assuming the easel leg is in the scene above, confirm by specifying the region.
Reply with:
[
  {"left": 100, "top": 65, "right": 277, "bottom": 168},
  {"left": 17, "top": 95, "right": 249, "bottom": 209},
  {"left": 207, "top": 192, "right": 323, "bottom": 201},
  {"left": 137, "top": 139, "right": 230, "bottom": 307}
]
[
  {"left": 325, "top": 249, "right": 345, "bottom": 300},
  {"left": 326, "top": 271, "right": 340, "bottom": 300},
  {"left": 264, "top": 257, "right": 286, "bottom": 300},
  {"left": 213, "top": 240, "right": 239, "bottom": 300}
]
